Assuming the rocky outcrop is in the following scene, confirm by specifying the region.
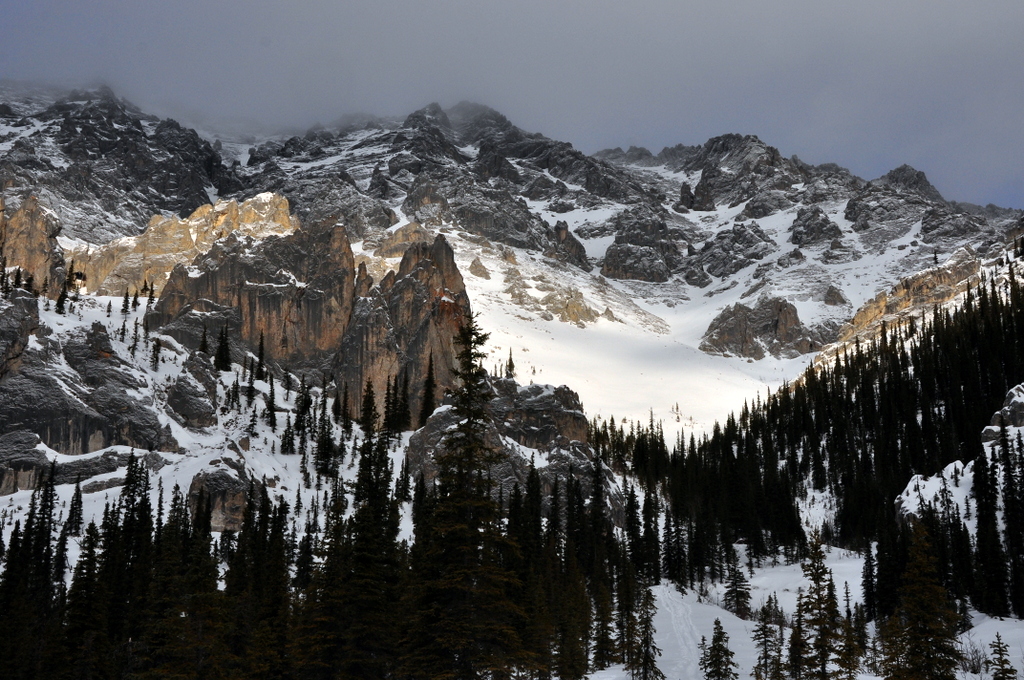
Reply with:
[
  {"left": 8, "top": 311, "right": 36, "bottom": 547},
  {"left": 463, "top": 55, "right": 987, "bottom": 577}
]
[
  {"left": 788, "top": 206, "right": 843, "bottom": 246},
  {"left": 334, "top": 235, "right": 470, "bottom": 422},
  {"left": 602, "top": 244, "right": 671, "bottom": 282},
  {"left": 374, "top": 222, "right": 434, "bottom": 258},
  {"left": 739, "top": 191, "right": 793, "bottom": 220},
  {"left": 599, "top": 208, "right": 685, "bottom": 282},
  {"left": 67, "top": 193, "right": 298, "bottom": 295},
  {"left": 695, "top": 222, "right": 777, "bottom": 278},
  {"left": 701, "top": 295, "right": 835, "bottom": 359},
  {"left": 844, "top": 164, "right": 944, "bottom": 233},
  {"left": 982, "top": 385, "right": 1024, "bottom": 443},
  {"left": 0, "top": 289, "right": 40, "bottom": 378},
  {"left": 0, "top": 315, "right": 178, "bottom": 455},
  {"left": 167, "top": 354, "right": 218, "bottom": 429},
  {"left": 405, "top": 376, "right": 623, "bottom": 522},
  {"left": 401, "top": 171, "right": 555, "bottom": 252},
  {"left": 544, "top": 220, "right": 591, "bottom": 271},
  {"left": 188, "top": 469, "right": 249, "bottom": 532},
  {"left": 0, "top": 430, "right": 50, "bottom": 495},
  {"left": 150, "top": 218, "right": 357, "bottom": 368},
  {"left": 0, "top": 196, "right": 67, "bottom": 296},
  {"left": 836, "top": 246, "right": 981, "bottom": 344},
  {"left": 685, "top": 135, "right": 806, "bottom": 210},
  {"left": 0, "top": 87, "right": 242, "bottom": 242}
]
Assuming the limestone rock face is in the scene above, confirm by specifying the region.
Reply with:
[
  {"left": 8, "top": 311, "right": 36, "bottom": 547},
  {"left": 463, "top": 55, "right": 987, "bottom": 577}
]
[
  {"left": 0, "top": 87, "right": 242, "bottom": 243},
  {"left": 696, "top": 221, "right": 777, "bottom": 278},
  {"left": 686, "top": 135, "right": 806, "bottom": 211},
  {"left": 374, "top": 222, "right": 434, "bottom": 258},
  {"left": 602, "top": 244, "right": 671, "bottom": 282},
  {"left": 701, "top": 295, "right": 835, "bottom": 359},
  {"left": 0, "top": 312, "right": 178, "bottom": 455},
  {"left": 844, "top": 164, "right": 944, "bottom": 233},
  {"left": 334, "top": 235, "right": 470, "bottom": 422},
  {"left": 0, "top": 430, "right": 50, "bottom": 495},
  {"left": 544, "top": 220, "right": 591, "bottom": 271},
  {"left": 0, "top": 196, "right": 67, "bottom": 295},
  {"left": 598, "top": 207, "right": 685, "bottom": 282},
  {"left": 836, "top": 246, "right": 981, "bottom": 344},
  {"left": 150, "top": 218, "right": 356, "bottom": 368},
  {"left": 68, "top": 193, "right": 298, "bottom": 296},
  {"left": 981, "top": 384, "right": 1024, "bottom": 443}
]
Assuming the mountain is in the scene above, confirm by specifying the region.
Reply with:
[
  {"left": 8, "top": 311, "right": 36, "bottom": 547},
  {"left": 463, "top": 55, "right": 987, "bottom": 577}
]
[{"left": 3, "top": 83, "right": 1024, "bottom": 679}]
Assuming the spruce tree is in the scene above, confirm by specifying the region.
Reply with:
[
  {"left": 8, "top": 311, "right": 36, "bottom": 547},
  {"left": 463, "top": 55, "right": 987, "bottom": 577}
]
[
  {"left": 987, "top": 633, "right": 1018, "bottom": 680},
  {"left": 626, "top": 584, "right": 666, "bottom": 680},
  {"left": 879, "top": 522, "right": 961, "bottom": 680},
  {"left": 801, "top": 534, "right": 841, "bottom": 680},
  {"left": 214, "top": 326, "right": 231, "bottom": 372},
  {"left": 402, "top": 312, "right": 525, "bottom": 678},
  {"left": 700, "top": 619, "right": 738, "bottom": 680},
  {"left": 419, "top": 354, "right": 436, "bottom": 428}
]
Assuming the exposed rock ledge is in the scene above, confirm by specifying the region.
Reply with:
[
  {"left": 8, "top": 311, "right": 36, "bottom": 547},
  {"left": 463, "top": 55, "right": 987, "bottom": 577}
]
[
  {"left": 835, "top": 246, "right": 981, "bottom": 345},
  {"left": 66, "top": 192, "right": 297, "bottom": 296}
]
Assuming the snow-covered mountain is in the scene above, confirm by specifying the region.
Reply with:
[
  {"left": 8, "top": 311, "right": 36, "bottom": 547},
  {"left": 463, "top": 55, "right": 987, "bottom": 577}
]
[{"left": 4, "top": 82, "right": 1024, "bottom": 678}]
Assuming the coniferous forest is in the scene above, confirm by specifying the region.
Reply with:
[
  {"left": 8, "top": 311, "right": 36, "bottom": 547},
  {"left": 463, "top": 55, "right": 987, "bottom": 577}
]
[{"left": 2, "top": 250, "right": 1024, "bottom": 679}]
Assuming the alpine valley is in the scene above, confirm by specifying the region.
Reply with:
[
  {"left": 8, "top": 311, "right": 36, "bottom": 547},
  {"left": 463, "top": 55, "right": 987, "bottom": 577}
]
[{"left": 2, "top": 82, "right": 1024, "bottom": 680}]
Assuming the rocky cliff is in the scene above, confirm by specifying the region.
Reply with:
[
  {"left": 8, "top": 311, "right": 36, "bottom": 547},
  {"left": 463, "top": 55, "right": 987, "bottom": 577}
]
[{"left": 66, "top": 192, "right": 297, "bottom": 296}]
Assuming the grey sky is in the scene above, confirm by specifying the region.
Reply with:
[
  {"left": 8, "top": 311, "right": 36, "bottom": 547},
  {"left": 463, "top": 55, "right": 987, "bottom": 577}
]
[{"left": 2, "top": 0, "right": 1022, "bottom": 207}]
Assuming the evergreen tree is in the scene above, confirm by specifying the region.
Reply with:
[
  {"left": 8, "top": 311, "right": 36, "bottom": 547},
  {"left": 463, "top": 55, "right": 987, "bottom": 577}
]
[
  {"left": 214, "top": 326, "right": 231, "bottom": 372},
  {"left": 66, "top": 478, "right": 84, "bottom": 537},
  {"left": 419, "top": 354, "right": 436, "bottom": 428},
  {"left": 626, "top": 584, "right": 666, "bottom": 680},
  {"left": 402, "top": 312, "right": 525, "bottom": 678},
  {"left": 879, "top": 522, "right": 961, "bottom": 680},
  {"left": 987, "top": 633, "right": 1018, "bottom": 680},
  {"left": 801, "top": 534, "right": 841, "bottom": 680},
  {"left": 752, "top": 599, "right": 786, "bottom": 680},
  {"left": 149, "top": 338, "right": 161, "bottom": 371},
  {"left": 723, "top": 547, "right": 752, "bottom": 619},
  {"left": 700, "top": 619, "right": 739, "bottom": 680}
]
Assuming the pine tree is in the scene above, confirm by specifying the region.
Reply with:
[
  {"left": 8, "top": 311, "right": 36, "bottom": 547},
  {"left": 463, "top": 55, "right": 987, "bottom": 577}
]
[
  {"left": 987, "top": 633, "right": 1018, "bottom": 680},
  {"left": 626, "top": 584, "right": 666, "bottom": 680},
  {"left": 265, "top": 374, "right": 277, "bottom": 432},
  {"left": 419, "top": 354, "right": 436, "bottom": 428},
  {"left": 198, "top": 324, "right": 209, "bottom": 354},
  {"left": 801, "top": 534, "right": 841, "bottom": 680},
  {"left": 402, "top": 312, "right": 525, "bottom": 678},
  {"left": 255, "top": 330, "right": 265, "bottom": 381},
  {"left": 788, "top": 594, "right": 809, "bottom": 680},
  {"left": 214, "top": 326, "right": 231, "bottom": 372},
  {"left": 752, "top": 596, "right": 786, "bottom": 680},
  {"left": 66, "top": 478, "right": 84, "bottom": 537},
  {"left": 150, "top": 338, "right": 161, "bottom": 371},
  {"left": 879, "top": 522, "right": 961, "bottom": 680},
  {"left": 121, "top": 289, "right": 130, "bottom": 316},
  {"left": 700, "top": 619, "right": 738, "bottom": 680},
  {"left": 723, "top": 547, "right": 752, "bottom": 619}
]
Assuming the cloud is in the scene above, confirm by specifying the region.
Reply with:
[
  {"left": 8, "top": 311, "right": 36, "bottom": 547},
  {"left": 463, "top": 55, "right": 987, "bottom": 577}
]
[{"left": 2, "top": 0, "right": 1022, "bottom": 206}]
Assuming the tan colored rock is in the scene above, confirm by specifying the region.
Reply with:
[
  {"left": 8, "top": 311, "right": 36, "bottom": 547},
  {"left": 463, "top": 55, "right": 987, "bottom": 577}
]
[
  {"left": 836, "top": 247, "right": 980, "bottom": 345},
  {"left": 0, "top": 196, "right": 66, "bottom": 295},
  {"left": 68, "top": 192, "right": 297, "bottom": 296},
  {"left": 468, "top": 257, "right": 491, "bottom": 279},
  {"left": 374, "top": 222, "right": 434, "bottom": 258}
]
